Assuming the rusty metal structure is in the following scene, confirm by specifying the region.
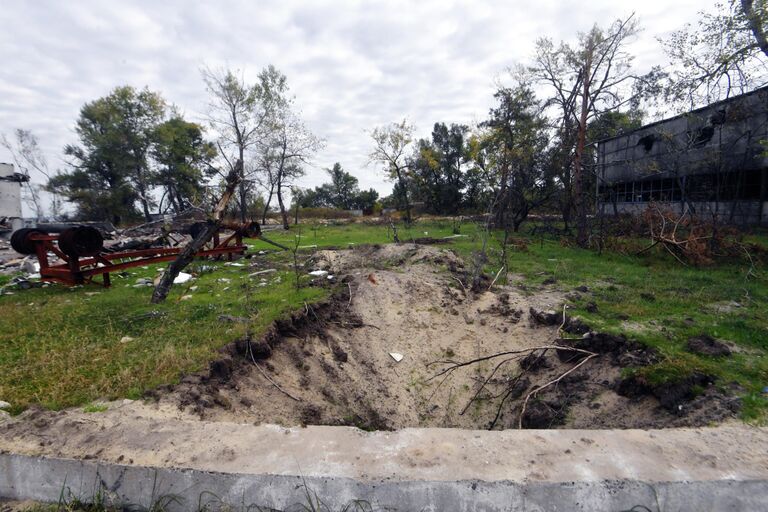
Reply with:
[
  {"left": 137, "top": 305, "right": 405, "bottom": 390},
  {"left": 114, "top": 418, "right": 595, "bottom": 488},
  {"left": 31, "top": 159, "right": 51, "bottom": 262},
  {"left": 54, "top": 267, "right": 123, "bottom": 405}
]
[{"left": 10, "top": 222, "right": 268, "bottom": 287}]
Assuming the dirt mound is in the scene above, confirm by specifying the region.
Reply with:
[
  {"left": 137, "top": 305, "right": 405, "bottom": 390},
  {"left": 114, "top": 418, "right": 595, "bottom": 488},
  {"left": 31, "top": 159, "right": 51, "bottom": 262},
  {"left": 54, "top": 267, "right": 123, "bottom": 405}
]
[
  {"left": 1, "top": 245, "right": 742, "bottom": 435},
  {"left": 310, "top": 243, "right": 465, "bottom": 274},
  {"left": 138, "top": 246, "right": 738, "bottom": 430}
]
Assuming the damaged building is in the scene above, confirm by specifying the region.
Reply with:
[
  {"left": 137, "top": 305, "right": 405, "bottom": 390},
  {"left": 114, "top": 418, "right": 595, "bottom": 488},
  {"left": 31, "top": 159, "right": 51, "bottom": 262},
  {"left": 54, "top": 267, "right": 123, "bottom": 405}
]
[
  {"left": 0, "top": 162, "right": 27, "bottom": 236},
  {"left": 596, "top": 86, "right": 768, "bottom": 225}
]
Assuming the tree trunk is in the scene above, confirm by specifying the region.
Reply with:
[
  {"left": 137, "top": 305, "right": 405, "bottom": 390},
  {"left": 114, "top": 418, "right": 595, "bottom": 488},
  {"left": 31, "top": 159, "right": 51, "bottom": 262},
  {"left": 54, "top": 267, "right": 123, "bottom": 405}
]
[
  {"left": 238, "top": 180, "right": 247, "bottom": 223},
  {"left": 151, "top": 160, "right": 242, "bottom": 304},
  {"left": 574, "top": 65, "right": 591, "bottom": 248},
  {"left": 395, "top": 168, "right": 411, "bottom": 224},
  {"left": 138, "top": 183, "right": 152, "bottom": 222},
  {"left": 262, "top": 187, "right": 274, "bottom": 225},
  {"left": 277, "top": 182, "right": 289, "bottom": 230},
  {"left": 742, "top": 0, "right": 768, "bottom": 58}
]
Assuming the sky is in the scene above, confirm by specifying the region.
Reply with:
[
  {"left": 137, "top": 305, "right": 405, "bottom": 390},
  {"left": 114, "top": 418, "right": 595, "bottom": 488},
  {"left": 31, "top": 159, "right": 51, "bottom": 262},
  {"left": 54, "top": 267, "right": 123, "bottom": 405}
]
[{"left": 0, "top": 0, "right": 708, "bottom": 216}]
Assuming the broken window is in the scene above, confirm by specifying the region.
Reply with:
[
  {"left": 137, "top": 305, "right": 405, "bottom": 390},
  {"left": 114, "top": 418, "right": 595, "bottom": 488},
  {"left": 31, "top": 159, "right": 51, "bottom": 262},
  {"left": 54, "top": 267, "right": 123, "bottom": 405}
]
[
  {"left": 636, "top": 134, "right": 657, "bottom": 152},
  {"left": 689, "top": 126, "right": 715, "bottom": 148}
]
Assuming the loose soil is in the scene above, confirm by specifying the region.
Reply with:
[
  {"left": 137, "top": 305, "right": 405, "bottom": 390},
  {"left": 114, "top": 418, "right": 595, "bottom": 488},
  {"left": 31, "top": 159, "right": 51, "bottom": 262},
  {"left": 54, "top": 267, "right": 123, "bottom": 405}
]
[{"left": 0, "top": 244, "right": 742, "bottom": 448}]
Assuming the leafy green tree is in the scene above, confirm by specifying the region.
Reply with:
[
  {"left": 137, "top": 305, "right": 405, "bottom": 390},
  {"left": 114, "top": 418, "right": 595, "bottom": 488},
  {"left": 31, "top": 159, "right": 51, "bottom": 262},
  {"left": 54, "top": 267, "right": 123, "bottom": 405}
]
[
  {"left": 325, "top": 162, "right": 359, "bottom": 209},
  {"left": 352, "top": 188, "right": 379, "bottom": 211},
  {"left": 409, "top": 123, "right": 468, "bottom": 214},
  {"left": 54, "top": 86, "right": 165, "bottom": 224},
  {"left": 292, "top": 163, "right": 378, "bottom": 212},
  {"left": 481, "top": 83, "right": 553, "bottom": 232},
  {"left": 152, "top": 116, "right": 216, "bottom": 214}
]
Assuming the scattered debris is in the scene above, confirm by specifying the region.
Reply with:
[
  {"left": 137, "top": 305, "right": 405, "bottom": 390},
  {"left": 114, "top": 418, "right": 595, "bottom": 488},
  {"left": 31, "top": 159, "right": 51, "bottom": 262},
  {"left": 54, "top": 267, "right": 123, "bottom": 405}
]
[
  {"left": 173, "top": 272, "right": 193, "bottom": 284},
  {"left": 119, "top": 336, "right": 134, "bottom": 344},
  {"left": 249, "top": 269, "right": 277, "bottom": 277},
  {"left": 308, "top": 270, "right": 329, "bottom": 277},
  {"left": 389, "top": 352, "right": 404, "bottom": 362},
  {"left": 0, "top": 400, "right": 10, "bottom": 410}
]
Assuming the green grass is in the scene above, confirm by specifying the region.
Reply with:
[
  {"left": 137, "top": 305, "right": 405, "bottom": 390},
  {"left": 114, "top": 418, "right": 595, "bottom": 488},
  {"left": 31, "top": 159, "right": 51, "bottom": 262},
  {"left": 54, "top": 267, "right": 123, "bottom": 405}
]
[
  {"left": 1, "top": 218, "right": 766, "bottom": 422},
  {"left": 0, "top": 255, "right": 325, "bottom": 414}
]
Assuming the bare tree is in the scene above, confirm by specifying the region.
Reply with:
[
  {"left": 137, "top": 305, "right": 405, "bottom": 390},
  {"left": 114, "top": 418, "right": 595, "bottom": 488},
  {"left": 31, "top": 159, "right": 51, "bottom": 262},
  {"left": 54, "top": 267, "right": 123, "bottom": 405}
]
[
  {"left": 201, "top": 65, "right": 285, "bottom": 222},
  {"left": 257, "top": 103, "right": 323, "bottom": 229},
  {"left": 662, "top": 0, "right": 768, "bottom": 107},
  {"left": 1, "top": 129, "right": 62, "bottom": 220},
  {"left": 369, "top": 120, "right": 415, "bottom": 223},
  {"left": 532, "top": 14, "right": 658, "bottom": 247}
]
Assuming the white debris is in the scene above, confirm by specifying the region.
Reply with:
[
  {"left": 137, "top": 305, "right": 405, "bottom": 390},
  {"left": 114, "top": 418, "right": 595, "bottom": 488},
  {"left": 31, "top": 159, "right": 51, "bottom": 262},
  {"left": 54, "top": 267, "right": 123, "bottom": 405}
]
[
  {"left": 225, "top": 262, "right": 245, "bottom": 267},
  {"left": 249, "top": 269, "right": 277, "bottom": 277},
  {"left": 308, "top": 270, "right": 328, "bottom": 277},
  {"left": 119, "top": 336, "right": 134, "bottom": 344},
  {"left": 180, "top": 294, "right": 193, "bottom": 300},
  {"left": 0, "top": 400, "right": 11, "bottom": 410},
  {"left": 217, "top": 278, "right": 231, "bottom": 283},
  {"left": 189, "top": 285, "right": 198, "bottom": 291},
  {"left": 327, "top": 275, "right": 335, "bottom": 280},
  {"left": 389, "top": 352, "right": 404, "bottom": 362},
  {"left": 27, "top": 273, "right": 41, "bottom": 280},
  {"left": 173, "top": 272, "right": 193, "bottom": 284},
  {"left": 20, "top": 258, "right": 40, "bottom": 274},
  {"left": 135, "top": 277, "right": 152, "bottom": 285},
  {"left": 299, "top": 244, "right": 318, "bottom": 249},
  {"left": 258, "top": 250, "right": 267, "bottom": 255}
]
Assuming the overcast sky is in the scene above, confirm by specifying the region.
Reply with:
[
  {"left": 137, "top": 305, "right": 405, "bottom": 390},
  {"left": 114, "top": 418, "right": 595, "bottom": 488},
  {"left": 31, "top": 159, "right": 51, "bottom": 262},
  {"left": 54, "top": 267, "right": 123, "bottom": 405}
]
[{"left": 0, "top": 0, "right": 708, "bottom": 216}]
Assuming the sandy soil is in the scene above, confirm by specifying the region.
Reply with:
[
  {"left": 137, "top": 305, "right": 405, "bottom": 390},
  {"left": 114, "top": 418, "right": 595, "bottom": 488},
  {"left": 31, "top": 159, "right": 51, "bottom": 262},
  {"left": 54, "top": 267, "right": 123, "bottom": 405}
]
[{"left": 0, "top": 244, "right": 743, "bottom": 450}]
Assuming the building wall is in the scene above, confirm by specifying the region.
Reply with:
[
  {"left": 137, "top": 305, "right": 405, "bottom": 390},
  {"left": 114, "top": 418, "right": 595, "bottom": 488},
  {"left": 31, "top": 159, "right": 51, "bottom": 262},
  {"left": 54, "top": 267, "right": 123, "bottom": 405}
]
[
  {"left": 602, "top": 200, "right": 768, "bottom": 225},
  {"left": 0, "top": 163, "right": 23, "bottom": 219},
  {"left": 596, "top": 86, "right": 768, "bottom": 224}
]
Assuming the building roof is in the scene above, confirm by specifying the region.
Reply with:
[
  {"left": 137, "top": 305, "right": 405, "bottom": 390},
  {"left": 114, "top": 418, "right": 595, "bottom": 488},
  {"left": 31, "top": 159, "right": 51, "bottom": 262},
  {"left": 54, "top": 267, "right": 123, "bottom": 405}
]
[{"left": 596, "top": 85, "right": 768, "bottom": 145}]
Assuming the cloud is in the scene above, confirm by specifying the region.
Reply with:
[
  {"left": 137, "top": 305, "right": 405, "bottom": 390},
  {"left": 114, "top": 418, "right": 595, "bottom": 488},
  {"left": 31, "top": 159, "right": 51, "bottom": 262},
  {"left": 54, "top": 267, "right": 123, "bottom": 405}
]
[{"left": 0, "top": 0, "right": 703, "bottom": 215}]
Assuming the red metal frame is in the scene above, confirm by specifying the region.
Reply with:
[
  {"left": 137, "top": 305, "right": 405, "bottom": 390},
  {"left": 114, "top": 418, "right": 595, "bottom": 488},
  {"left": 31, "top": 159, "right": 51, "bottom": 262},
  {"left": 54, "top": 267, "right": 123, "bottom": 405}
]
[{"left": 27, "top": 229, "right": 247, "bottom": 287}]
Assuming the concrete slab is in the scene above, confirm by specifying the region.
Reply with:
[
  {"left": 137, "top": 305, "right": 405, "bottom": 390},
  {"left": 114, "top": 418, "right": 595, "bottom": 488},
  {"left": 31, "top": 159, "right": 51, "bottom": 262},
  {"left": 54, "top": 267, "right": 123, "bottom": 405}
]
[{"left": 1, "top": 418, "right": 767, "bottom": 511}]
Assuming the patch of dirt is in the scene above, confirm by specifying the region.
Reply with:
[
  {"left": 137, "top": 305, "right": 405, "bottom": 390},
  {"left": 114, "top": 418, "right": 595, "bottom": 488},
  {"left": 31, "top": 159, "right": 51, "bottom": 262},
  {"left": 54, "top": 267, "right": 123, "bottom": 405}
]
[
  {"left": 687, "top": 334, "right": 732, "bottom": 357},
  {"left": 0, "top": 244, "right": 743, "bottom": 442}
]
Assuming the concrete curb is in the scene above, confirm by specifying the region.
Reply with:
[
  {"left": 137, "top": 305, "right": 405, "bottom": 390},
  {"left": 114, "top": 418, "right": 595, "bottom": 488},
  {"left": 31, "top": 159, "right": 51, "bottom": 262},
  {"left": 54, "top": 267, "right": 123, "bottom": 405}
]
[{"left": 1, "top": 452, "right": 767, "bottom": 511}]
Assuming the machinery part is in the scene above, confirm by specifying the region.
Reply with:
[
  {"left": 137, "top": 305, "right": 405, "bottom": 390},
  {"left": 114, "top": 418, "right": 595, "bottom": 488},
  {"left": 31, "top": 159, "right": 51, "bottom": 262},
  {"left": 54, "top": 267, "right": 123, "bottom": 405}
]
[
  {"left": 235, "top": 221, "right": 261, "bottom": 238},
  {"left": 58, "top": 226, "right": 104, "bottom": 257},
  {"left": 192, "top": 221, "right": 262, "bottom": 239},
  {"left": 189, "top": 221, "right": 207, "bottom": 239},
  {"left": 10, "top": 228, "right": 47, "bottom": 255}
]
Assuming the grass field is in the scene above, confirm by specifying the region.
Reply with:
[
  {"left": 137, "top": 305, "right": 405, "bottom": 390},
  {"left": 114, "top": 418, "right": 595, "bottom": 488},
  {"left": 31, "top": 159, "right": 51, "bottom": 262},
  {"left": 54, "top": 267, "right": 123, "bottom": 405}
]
[{"left": 1, "top": 218, "right": 766, "bottom": 422}]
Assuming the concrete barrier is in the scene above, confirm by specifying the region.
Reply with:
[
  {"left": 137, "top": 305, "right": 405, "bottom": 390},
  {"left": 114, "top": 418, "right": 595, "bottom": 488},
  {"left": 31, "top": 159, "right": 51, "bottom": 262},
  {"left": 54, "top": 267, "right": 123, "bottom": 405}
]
[{"left": 1, "top": 422, "right": 767, "bottom": 511}]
